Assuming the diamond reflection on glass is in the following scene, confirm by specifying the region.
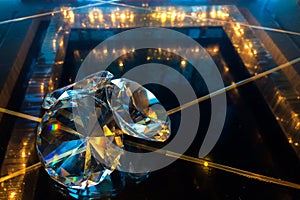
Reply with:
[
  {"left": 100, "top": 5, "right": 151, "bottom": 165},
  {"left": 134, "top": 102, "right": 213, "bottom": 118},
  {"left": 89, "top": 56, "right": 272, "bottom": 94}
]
[{"left": 36, "top": 71, "right": 171, "bottom": 195}]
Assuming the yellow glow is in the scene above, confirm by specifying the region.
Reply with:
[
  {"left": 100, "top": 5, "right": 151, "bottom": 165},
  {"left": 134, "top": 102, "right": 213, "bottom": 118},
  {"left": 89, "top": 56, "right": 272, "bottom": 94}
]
[
  {"left": 115, "top": 136, "right": 123, "bottom": 147},
  {"left": 221, "top": 11, "right": 229, "bottom": 18},
  {"left": 148, "top": 110, "right": 158, "bottom": 119},
  {"left": 204, "top": 161, "right": 208, "bottom": 167},
  {"left": 120, "top": 13, "right": 126, "bottom": 21},
  {"left": 224, "top": 66, "right": 229, "bottom": 72},
  {"left": 161, "top": 12, "right": 167, "bottom": 23},
  {"left": 103, "top": 125, "right": 114, "bottom": 137},
  {"left": 213, "top": 47, "right": 219, "bottom": 53},
  {"left": 21, "top": 151, "right": 26, "bottom": 158},
  {"left": 181, "top": 60, "right": 187, "bottom": 68},
  {"left": 147, "top": 56, "right": 151, "bottom": 61},
  {"left": 9, "top": 191, "right": 16, "bottom": 199},
  {"left": 62, "top": 9, "right": 67, "bottom": 18},
  {"left": 210, "top": 10, "right": 216, "bottom": 18},
  {"left": 178, "top": 12, "right": 186, "bottom": 21},
  {"left": 295, "top": 142, "right": 299, "bottom": 146},
  {"left": 119, "top": 61, "right": 124, "bottom": 67},
  {"left": 23, "top": 142, "right": 28, "bottom": 146},
  {"left": 234, "top": 29, "right": 241, "bottom": 37},
  {"left": 89, "top": 12, "right": 95, "bottom": 23},
  {"left": 171, "top": 11, "right": 176, "bottom": 21},
  {"left": 69, "top": 11, "right": 75, "bottom": 23},
  {"left": 295, "top": 122, "right": 300, "bottom": 129},
  {"left": 288, "top": 137, "right": 293, "bottom": 144},
  {"left": 111, "top": 13, "right": 116, "bottom": 22},
  {"left": 129, "top": 13, "right": 135, "bottom": 22},
  {"left": 52, "top": 39, "right": 56, "bottom": 50},
  {"left": 201, "top": 12, "right": 206, "bottom": 19},
  {"left": 239, "top": 28, "right": 244, "bottom": 35},
  {"left": 59, "top": 40, "right": 64, "bottom": 47}
]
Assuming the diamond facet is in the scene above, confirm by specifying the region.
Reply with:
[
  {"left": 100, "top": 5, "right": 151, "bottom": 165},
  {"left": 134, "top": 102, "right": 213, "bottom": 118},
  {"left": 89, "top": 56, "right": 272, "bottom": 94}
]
[
  {"left": 36, "top": 71, "right": 171, "bottom": 193},
  {"left": 107, "top": 78, "right": 171, "bottom": 142}
]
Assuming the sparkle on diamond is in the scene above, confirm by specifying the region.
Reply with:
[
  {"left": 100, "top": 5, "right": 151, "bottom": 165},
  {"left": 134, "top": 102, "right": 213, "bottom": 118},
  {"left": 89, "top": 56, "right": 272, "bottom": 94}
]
[{"left": 36, "top": 71, "right": 171, "bottom": 190}]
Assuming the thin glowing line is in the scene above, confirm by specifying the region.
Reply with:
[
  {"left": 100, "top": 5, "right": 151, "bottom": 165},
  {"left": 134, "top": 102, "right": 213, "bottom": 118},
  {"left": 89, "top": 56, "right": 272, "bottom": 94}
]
[
  {"left": 0, "top": 117, "right": 299, "bottom": 190},
  {"left": 0, "top": 59, "right": 300, "bottom": 188},
  {"left": 0, "top": 0, "right": 119, "bottom": 25},
  {"left": 0, "top": 162, "right": 42, "bottom": 183},
  {"left": 0, "top": 108, "right": 300, "bottom": 189},
  {"left": 107, "top": 2, "right": 300, "bottom": 37},
  {"left": 125, "top": 140, "right": 300, "bottom": 190},
  {"left": 0, "top": 107, "right": 41, "bottom": 122},
  {"left": 167, "top": 56, "right": 300, "bottom": 115}
]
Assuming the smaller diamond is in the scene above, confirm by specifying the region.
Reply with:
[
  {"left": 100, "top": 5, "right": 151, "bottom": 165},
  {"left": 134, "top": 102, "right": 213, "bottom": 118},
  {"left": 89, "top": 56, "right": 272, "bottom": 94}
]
[{"left": 106, "top": 78, "right": 171, "bottom": 142}]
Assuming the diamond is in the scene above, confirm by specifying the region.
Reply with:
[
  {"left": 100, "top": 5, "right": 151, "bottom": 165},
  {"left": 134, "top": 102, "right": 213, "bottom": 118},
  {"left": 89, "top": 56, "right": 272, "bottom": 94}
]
[
  {"left": 36, "top": 71, "right": 171, "bottom": 194},
  {"left": 107, "top": 78, "right": 170, "bottom": 142}
]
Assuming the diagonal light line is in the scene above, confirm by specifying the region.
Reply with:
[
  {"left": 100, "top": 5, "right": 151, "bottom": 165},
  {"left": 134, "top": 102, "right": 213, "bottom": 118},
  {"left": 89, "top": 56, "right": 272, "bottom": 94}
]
[
  {"left": 167, "top": 56, "right": 300, "bottom": 115},
  {"left": 44, "top": 145, "right": 86, "bottom": 165},
  {"left": 0, "top": 162, "right": 42, "bottom": 183},
  {"left": 107, "top": 1, "right": 300, "bottom": 37},
  {"left": 0, "top": 107, "right": 300, "bottom": 189},
  {"left": 0, "top": 137, "right": 299, "bottom": 190},
  {"left": 125, "top": 140, "right": 300, "bottom": 190},
  {"left": 0, "top": 58, "right": 300, "bottom": 188},
  {"left": 0, "top": 0, "right": 299, "bottom": 192},
  {"left": 0, "top": 0, "right": 119, "bottom": 25},
  {"left": 0, "top": 107, "right": 41, "bottom": 122}
]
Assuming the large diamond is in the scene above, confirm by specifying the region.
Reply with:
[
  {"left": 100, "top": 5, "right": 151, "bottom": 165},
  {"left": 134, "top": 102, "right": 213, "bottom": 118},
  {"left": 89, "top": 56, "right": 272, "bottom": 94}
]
[{"left": 36, "top": 71, "right": 171, "bottom": 193}]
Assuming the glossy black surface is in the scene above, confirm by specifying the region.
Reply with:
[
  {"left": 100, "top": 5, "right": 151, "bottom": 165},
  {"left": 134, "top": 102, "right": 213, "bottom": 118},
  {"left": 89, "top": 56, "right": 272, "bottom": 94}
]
[{"left": 32, "top": 27, "right": 300, "bottom": 199}]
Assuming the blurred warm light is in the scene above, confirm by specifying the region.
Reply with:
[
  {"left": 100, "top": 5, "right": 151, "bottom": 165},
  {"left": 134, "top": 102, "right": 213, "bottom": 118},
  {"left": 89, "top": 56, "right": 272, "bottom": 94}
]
[
  {"left": 111, "top": 13, "right": 116, "bottom": 22},
  {"left": 59, "top": 40, "right": 64, "bottom": 47},
  {"left": 161, "top": 12, "right": 167, "bottom": 23},
  {"left": 61, "top": 7, "right": 74, "bottom": 23},
  {"left": 204, "top": 162, "right": 208, "bottom": 167},
  {"left": 210, "top": 10, "right": 216, "bottom": 18},
  {"left": 295, "top": 122, "right": 300, "bottom": 129},
  {"left": 181, "top": 60, "right": 187, "bottom": 68},
  {"left": 120, "top": 13, "right": 126, "bottom": 21},
  {"left": 213, "top": 46, "right": 219, "bottom": 53},
  {"left": 52, "top": 39, "right": 56, "bottom": 51},
  {"left": 224, "top": 66, "right": 229, "bottom": 73},
  {"left": 9, "top": 192, "right": 16, "bottom": 199}
]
